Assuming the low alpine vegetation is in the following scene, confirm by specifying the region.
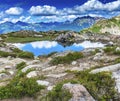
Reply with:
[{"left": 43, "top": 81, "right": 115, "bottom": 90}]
[{"left": 50, "top": 52, "right": 84, "bottom": 65}]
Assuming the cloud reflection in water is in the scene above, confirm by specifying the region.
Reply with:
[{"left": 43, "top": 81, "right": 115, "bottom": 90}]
[{"left": 13, "top": 41, "right": 105, "bottom": 56}]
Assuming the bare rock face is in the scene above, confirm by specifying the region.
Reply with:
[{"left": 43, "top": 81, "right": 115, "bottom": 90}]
[
  {"left": 55, "top": 32, "right": 74, "bottom": 43},
  {"left": 90, "top": 63, "right": 120, "bottom": 74},
  {"left": 22, "top": 64, "right": 42, "bottom": 72},
  {"left": 63, "top": 83, "right": 95, "bottom": 101}
]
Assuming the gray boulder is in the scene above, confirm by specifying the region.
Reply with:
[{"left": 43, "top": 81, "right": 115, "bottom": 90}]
[{"left": 63, "top": 83, "right": 95, "bottom": 101}]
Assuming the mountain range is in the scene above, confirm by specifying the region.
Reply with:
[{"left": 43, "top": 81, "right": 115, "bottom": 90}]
[{"left": 0, "top": 16, "right": 104, "bottom": 34}]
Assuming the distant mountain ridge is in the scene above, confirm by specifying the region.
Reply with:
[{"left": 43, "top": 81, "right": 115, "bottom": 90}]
[{"left": 0, "top": 16, "right": 104, "bottom": 34}]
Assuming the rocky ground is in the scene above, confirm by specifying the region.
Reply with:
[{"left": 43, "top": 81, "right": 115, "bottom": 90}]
[{"left": 0, "top": 32, "right": 120, "bottom": 101}]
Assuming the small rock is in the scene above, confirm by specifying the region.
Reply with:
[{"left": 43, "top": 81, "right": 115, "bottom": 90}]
[
  {"left": 71, "top": 61, "right": 77, "bottom": 65},
  {"left": 42, "top": 66, "right": 57, "bottom": 72},
  {"left": 0, "top": 62, "right": 4, "bottom": 65},
  {"left": 47, "top": 85, "right": 55, "bottom": 91},
  {"left": 46, "top": 73, "right": 67, "bottom": 78},
  {"left": 0, "top": 68, "right": 5, "bottom": 72},
  {"left": 116, "top": 47, "right": 120, "bottom": 52},
  {"left": 99, "top": 49, "right": 104, "bottom": 53},
  {"left": 5, "top": 65, "right": 13, "bottom": 69},
  {"left": 93, "top": 52, "right": 103, "bottom": 61},
  {"left": 37, "top": 80, "right": 50, "bottom": 86},
  {"left": 26, "top": 71, "right": 37, "bottom": 78},
  {"left": 95, "top": 52, "right": 103, "bottom": 57},
  {"left": 8, "top": 71, "right": 14, "bottom": 75},
  {"left": 0, "top": 81, "right": 9, "bottom": 87},
  {"left": 107, "top": 41, "right": 114, "bottom": 46},
  {"left": 7, "top": 56, "right": 12, "bottom": 60},
  {"left": 27, "top": 60, "right": 40, "bottom": 65},
  {"left": 70, "top": 67, "right": 83, "bottom": 71},
  {"left": 0, "top": 73, "right": 8, "bottom": 80},
  {"left": 0, "top": 37, "right": 3, "bottom": 41}
]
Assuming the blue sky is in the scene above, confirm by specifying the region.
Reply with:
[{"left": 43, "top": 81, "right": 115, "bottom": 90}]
[{"left": 0, "top": 0, "right": 120, "bottom": 23}]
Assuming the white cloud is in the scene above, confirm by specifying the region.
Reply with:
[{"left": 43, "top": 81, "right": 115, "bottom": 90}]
[
  {"left": 0, "top": 18, "right": 10, "bottom": 24},
  {"left": 0, "top": 12, "right": 5, "bottom": 18},
  {"left": 30, "top": 41, "right": 58, "bottom": 49},
  {"left": 13, "top": 43, "right": 26, "bottom": 49},
  {"left": 29, "top": 5, "right": 58, "bottom": 16},
  {"left": 28, "top": 0, "right": 120, "bottom": 20},
  {"left": 5, "top": 7, "right": 23, "bottom": 15},
  {"left": 1, "top": 0, "right": 120, "bottom": 23},
  {"left": 11, "top": 16, "right": 31, "bottom": 23},
  {"left": 0, "top": 16, "right": 31, "bottom": 24},
  {"left": 56, "top": 0, "right": 120, "bottom": 16},
  {"left": 74, "top": 41, "right": 105, "bottom": 48},
  {"left": 74, "top": 0, "right": 120, "bottom": 12},
  {"left": 39, "top": 15, "right": 78, "bottom": 22},
  {"left": 13, "top": 41, "right": 58, "bottom": 49}
]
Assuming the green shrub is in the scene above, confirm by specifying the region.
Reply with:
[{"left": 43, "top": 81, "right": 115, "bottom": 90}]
[
  {"left": 91, "top": 48, "right": 100, "bottom": 55},
  {"left": 42, "top": 52, "right": 57, "bottom": 57},
  {"left": 114, "top": 58, "right": 120, "bottom": 64},
  {"left": 103, "top": 46, "right": 116, "bottom": 54},
  {"left": 16, "top": 62, "right": 26, "bottom": 70},
  {"left": 104, "top": 46, "right": 120, "bottom": 56},
  {"left": 43, "top": 83, "right": 72, "bottom": 101},
  {"left": 0, "top": 50, "right": 34, "bottom": 59},
  {"left": 0, "top": 51, "right": 10, "bottom": 57},
  {"left": 18, "top": 51, "right": 34, "bottom": 59},
  {"left": 12, "top": 48, "right": 22, "bottom": 53},
  {"left": 0, "top": 69, "right": 44, "bottom": 99},
  {"left": 50, "top": 52, "right": 84, "bottom": 65},
  {"left": 0, "top": 51, "right": 17, "bottom": 57},
  {"left": 0, "top": 78, "right": 44, "bottom": 99},
  {"left": 90, "top": 26, "right": 101, "bottom": 33},
  {"left": 75, "top": 71, "right": 117, "bottom": 100},
  {"left": 114, "top": 50, "right": 120, "bottom": 55}
]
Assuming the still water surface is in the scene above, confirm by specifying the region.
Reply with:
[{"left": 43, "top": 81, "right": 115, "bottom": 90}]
[{"left": 13, "top": 41, "right": 105, "bottom": 56}]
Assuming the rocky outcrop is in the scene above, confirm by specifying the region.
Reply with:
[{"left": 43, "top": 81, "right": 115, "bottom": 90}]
[
  {"left": 42, "top": 66, "right": 57, "bottom": 72},
  {"left": 100, "top": 26, "right": 120, "bottom": 35},
  {"left": 55, "top": 31, "right": 85, "bottom": 44},
  {"left": 55, "top": 32, "right": 74, "bottom": 43},
  {"left": 22, "top": 64, "right": 42, "bottom": 72},
  {"left": 63, "top": 83, "right": 95, "bottom": 101},
  {"left": 90, "top": 63, "right": 120, "bottom": 74}
]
